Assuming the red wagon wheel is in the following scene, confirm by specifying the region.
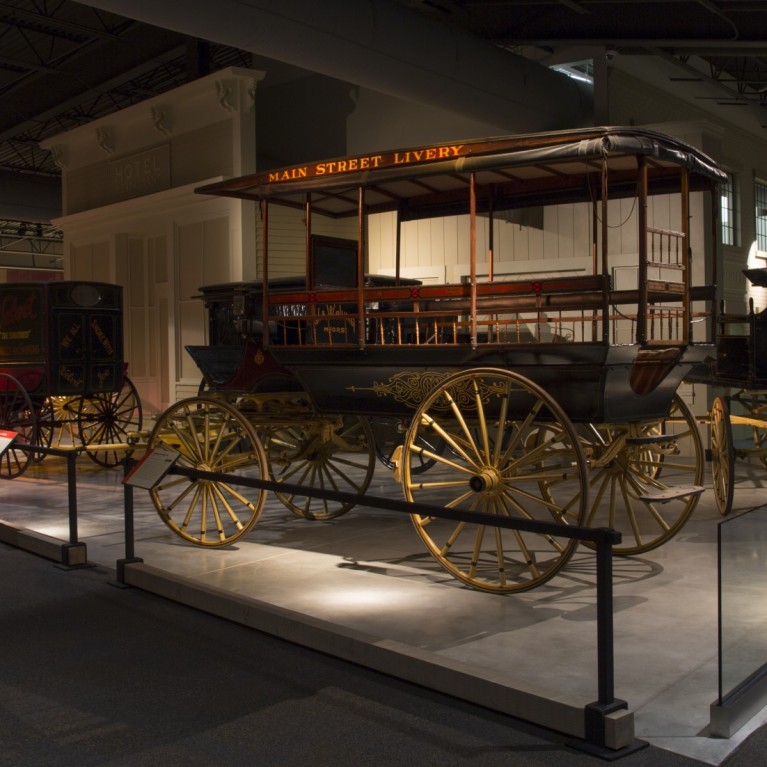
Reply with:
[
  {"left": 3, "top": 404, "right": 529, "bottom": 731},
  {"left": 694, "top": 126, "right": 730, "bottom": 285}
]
[{"left": 0, "top": 373, "right": 39, "bottom": 478}]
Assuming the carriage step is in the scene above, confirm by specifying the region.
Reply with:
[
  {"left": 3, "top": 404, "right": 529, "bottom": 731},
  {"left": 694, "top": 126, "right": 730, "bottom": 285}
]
[{"left": 637, "top": 485, "right": 705, "bottom": 503}]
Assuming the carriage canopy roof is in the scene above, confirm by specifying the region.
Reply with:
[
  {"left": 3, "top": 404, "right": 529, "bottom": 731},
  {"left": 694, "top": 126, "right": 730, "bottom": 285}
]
[{"left": 196, "top": 126, "right": 726, "bottom": 221}]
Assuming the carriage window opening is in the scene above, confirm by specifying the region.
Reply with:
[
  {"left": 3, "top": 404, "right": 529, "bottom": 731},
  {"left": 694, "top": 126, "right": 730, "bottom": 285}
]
[
  {"left": 721, "top": 172, "right": 739, "bottom": 247},
  {"left": 755, "top": 179, "right": 767, "bottom": 253}
]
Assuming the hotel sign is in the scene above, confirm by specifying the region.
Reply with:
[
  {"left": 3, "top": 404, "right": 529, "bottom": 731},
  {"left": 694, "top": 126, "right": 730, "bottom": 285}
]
[{"left": 111, "top": 145, "right": 171, "bottom": 200}]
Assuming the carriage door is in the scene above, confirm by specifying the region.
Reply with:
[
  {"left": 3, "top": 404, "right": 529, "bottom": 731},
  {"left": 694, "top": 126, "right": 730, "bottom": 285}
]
[{"left": 116, "top": 234, "right": 170, "bottom": 415}]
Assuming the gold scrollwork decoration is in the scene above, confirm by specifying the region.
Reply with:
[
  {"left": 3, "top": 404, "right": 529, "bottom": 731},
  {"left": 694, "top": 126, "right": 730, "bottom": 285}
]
[{"left": 349, "top": 371, "right": 507, "bottom": 410}]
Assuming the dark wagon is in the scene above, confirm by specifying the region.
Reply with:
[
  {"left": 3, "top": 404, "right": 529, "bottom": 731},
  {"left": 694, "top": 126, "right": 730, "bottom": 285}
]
[
  {"left": 687, "top": 267, "right": 767, "bottom": 515},
  {"left": 0, "top": 281, "right": 142, "bottom": 477},
  {"left": 146, "top": 127, "right": 725, "bottom": 593}
]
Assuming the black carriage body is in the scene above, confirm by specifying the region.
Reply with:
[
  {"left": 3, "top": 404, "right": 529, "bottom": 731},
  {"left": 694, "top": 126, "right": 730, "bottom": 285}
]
[
  {"left": 0, "top": 281, "right": 124, "bottom": 397},
  {"left": 190, "top": 277, "right": 710, "bottom": 424},
  {"left": 191, "top": 127, "right": 724, "bottom": 424},
  {"left": 687, "top": 269, "right": 767, "bottom": 389}
]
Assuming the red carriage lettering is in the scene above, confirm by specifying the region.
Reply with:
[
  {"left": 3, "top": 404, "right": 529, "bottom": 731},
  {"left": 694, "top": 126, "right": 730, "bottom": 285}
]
[{"left": 0, "top": 292, "right": 38, "bottom": 329}]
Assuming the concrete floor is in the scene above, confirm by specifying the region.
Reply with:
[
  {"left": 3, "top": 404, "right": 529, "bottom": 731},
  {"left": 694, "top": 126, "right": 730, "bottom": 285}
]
[{"left": 1, "top": 450, "right": 767, "bottom": 765}]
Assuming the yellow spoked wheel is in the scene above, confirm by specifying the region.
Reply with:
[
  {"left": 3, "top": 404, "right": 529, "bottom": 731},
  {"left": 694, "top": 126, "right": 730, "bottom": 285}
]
[
  {"left": 264, "top": 415, "right": 376, "bottom": 520},
  {"left": 580, "top": 394, "right": 704, "bottom": 555},
  {"left": 710, "top": 395, "right": 734, "bottom": 516},
  {"left": 38, "top": 395, "right": 80, "bottom": 454},
  {"left": 401, "top": 368, "right": 588, "bottom": 593},
  {"left": 148, "top": 397, "right": 268, "bottom": 546}
]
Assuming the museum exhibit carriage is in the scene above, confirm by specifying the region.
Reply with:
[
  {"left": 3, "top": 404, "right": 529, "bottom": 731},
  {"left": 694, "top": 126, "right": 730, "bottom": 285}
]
[
  {"left": 145, "top": 126, "right": 726, "bottom": 593},
  {"left": 688, "top": 267, "right": 767, "bottom": 515},
  {"left": 0, "top": 280, "right": 142, "bottom": 477}
]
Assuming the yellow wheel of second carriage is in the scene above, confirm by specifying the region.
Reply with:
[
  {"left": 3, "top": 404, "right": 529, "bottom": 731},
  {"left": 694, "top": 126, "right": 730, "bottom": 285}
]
[
  {"left": 148, "top": 397, "right": 268, "bottom": 546},
  {"left": 711, "top": 396, "right": 734, "bottom": 516},
  {"left": 401, "top": 368, "right": 588, "bottom": 593}
]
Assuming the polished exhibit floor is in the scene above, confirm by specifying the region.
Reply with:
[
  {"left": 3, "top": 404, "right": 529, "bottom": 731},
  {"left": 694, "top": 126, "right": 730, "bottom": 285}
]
[{"left": 1, "top": 450, "right": 766, "bottom": 765}]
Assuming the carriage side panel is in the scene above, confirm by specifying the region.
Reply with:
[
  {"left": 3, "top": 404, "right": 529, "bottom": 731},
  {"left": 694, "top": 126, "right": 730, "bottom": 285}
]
[
  {"left": 0, "top": 284, "right": 47, "bottom": 393},
  {"left": 47, "top": 282, "right": 124, "bottom": 396}
]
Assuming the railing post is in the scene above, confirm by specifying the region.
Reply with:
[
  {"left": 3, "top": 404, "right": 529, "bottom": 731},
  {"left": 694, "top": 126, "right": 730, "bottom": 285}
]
[
  {"left": 115, "top": 457, "right": 143, "bottom": 585},
  {"left": 574, "top": 529, "right": 647, "bottom": 757},
  {"left": 60, "top": 448, "right": 88, "bottom": 568}
]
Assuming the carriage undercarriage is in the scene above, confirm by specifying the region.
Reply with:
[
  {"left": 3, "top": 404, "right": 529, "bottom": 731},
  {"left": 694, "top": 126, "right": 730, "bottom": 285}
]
[{"left": 147, "top": 353, "right": 706, "bottom": 593}]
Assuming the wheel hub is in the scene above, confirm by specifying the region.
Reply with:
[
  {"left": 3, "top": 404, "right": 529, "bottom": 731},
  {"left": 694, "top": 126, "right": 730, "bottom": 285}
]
[{"left": 469, "top": 467, "right": 501, "bottom": 493}]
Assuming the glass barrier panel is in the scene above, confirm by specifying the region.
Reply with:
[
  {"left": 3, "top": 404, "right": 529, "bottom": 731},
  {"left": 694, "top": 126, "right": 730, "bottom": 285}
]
[{"left": 719, "top": 506, "right": 767, "bottom": 701}]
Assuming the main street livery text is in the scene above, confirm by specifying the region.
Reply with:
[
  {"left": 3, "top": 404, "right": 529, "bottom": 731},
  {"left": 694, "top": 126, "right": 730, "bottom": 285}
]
[{"left": 268, "top": 144, "right": 467, "bottom": 183}]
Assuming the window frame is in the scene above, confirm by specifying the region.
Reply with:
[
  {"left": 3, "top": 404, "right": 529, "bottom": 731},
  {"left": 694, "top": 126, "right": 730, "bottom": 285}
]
[{"left": 721, "top": 172, "right": 739, "bottom": 247}]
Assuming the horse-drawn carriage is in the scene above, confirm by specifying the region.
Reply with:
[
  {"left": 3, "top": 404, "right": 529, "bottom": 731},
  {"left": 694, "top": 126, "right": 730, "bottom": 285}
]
[
  {"left": 141, "top": 126, "right": 725, "bottom": 592},
  {"left": 0, "top": 280, "right": 141, "bottom": 477},
  {"left": 688, "top": 267, "right": 767, "bottom": 515}
]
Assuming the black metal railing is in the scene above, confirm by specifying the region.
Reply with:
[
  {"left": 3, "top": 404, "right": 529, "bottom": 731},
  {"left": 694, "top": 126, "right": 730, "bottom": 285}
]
[
  {"left": 120, "top": 461, "right": 643, "bottom": 757},
  {"left": 4, "top": 443, "right": 87, "bottom": 567}
]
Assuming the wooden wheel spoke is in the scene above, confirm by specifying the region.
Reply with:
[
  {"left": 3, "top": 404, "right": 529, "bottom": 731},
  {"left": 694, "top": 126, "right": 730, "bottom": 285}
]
[
  {"left": 442, "top": 390, "right": 484, "bottom": 465},
  {"left": 468, "top": 521, "right": 487, "bottom": 578},
  {"left": 214, "top": 481, "right": 258, "bottom": 515},
  {"left": 408, "top": 442, "right": 476, "bottom": 475},
  {"left": 471, "top": 379, "right": 493, "bottom": 464},
  {"left": 613, "top": 478, "right": 643, "bottom": 547},
  {"left": 321, "top": 458, "right": 364, "bottom": 492},
  {"left": 585, "top": 468, "right": 613, "bottom": 527},
  {"left": 420, "top": 413, "right": 478, "bottom": 467},
  {"left": 177, "top": 483, "right": 203, "bottom": 532},
  {"left": 498, "top": 401, "right": 545, "bottom": 465}
]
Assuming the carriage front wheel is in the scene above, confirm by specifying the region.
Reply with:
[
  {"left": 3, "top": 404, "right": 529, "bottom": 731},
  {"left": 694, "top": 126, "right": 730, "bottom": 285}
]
[
  {"left": 400, "top": 368, "right": 588, "bottom": 593},
  {"left": 147, "top": 397, "right": 268, "bottom": 546},
  {"left": 0, "top": 373, "right": 38, "bottom": 478}
]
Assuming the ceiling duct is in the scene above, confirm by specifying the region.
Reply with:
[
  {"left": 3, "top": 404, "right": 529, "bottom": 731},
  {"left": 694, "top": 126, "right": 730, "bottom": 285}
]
[{"left": 75, "top": 0, "right": 592, "bottom": 132}]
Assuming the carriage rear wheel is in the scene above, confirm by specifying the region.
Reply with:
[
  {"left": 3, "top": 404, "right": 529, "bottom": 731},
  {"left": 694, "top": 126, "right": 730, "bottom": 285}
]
[
  {"left": 711, "top": 395, "right": 734, "bottom": 516},
  {"left": 264, "top": 415, "right": 376, "bottom": 520},
  {"left": 78, "top": 375, "right": 143, "bottom": 467},
  {"left": 0, "top": 373, "right": 38, "bottom": 478},
  {"left": 148, "top": 397, "right": 268, "bottom": 546},
  {"left": 580, "top": 393, "right": 704, "bottom": 555},
  {"left": 401, "top": 368, "right": 588, "bottom": 593},
  {"left": 748, "top": 391, "right": 767, "bottom": 469}
]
